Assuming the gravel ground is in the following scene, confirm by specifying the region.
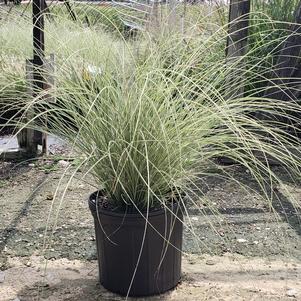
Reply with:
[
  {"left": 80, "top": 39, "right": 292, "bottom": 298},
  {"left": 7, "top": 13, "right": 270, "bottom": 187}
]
[{"left": 0, "top": 158, "right": 300, "bottom": 300}]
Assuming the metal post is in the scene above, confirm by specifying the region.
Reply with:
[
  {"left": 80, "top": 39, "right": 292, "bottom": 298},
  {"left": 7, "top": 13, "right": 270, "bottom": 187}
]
[
  {"left": 32, "top": 0, "right": 45, "bottom": 92},
  {"left": 21, "top": 0, "right": 46, "bottom": 156}
]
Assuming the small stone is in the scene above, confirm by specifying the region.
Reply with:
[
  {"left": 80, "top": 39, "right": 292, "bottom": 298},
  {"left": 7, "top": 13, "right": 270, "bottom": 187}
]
[
  {"left": 46, "top": 193, "right": 53, "bottom": 200},
  {"left": 39, "top": 234, "right": 43, "bottom": 238},
  {"left": 191, "top": 217, "right": 198, "bottom": 221},
  {"left": 256, "top": 227, "right": 261, "bottom": 231},
  {"left": 58, "top": 160, "right": 69, "bottom": 168},
  {"left": 192, "top": 281, "right": 202, "bottom": 287},
  {"left": 188, "top": 259, "right": 197, "bottom": 265},
  {"left": 286, "top": 289, "right": 298, "bottom": 297},
  {"left": 237, "top": 238, "right": 247, "bottom": 243},
  {"left": 0, "top": 271, "right": 5, "bottom": 283},
  {"left": 253, "top": 241, "right": 259, "bottom": 245},
  {"left": 205, "top": 260, "right": 215, "bottom": 266},
  {"left": 26, "top": 261, "right": 31, "bottom": 267},
  {"left": 28, "top": 163, "right": 35, "bottom": 167}
]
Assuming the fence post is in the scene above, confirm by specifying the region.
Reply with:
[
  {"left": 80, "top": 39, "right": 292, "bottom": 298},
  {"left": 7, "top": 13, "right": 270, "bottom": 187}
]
[
  {"left": 226, "top": 0, "right": 250, "bottom": 57},
  {"left": 18, "top": 0, "right": 46, "bottom": 156},
  {"left": 226, "top": 0, "right": 251, "bottom": 98}
]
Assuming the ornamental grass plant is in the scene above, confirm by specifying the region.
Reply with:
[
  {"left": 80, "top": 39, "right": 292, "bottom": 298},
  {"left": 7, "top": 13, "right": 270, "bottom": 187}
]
[
  {"left": 4, "top": 26, "right": 301, "bottom": 213},
  {"left": 1, "top": 2, "right": 301, "bottom": 248}
]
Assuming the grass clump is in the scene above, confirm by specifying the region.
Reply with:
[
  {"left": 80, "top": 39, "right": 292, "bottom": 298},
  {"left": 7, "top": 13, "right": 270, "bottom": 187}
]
[
  {"left": 13, "top": 29, "right": 300, "bottom": 214},
  {"left": 1, "top": 4, "right": 301, "bottom": 220}
]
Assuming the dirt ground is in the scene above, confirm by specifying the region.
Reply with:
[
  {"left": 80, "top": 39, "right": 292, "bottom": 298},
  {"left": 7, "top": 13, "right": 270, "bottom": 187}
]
[
  {"left": 1, "top": 254, "right": 300, "bottom": 301},
  {"left": 0, "top": 152, "right": 301, "bottom": 300}
]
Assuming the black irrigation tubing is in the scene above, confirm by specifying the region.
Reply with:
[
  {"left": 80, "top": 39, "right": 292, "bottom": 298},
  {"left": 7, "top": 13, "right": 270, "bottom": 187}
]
[
  {"left": 64, "top": 0, "right": 77, "bottom": 22},
  {"left": 0, "top": 173, "right": 49, "bottom": 254},
  {"left": 85, "top": 14, "right": 90, "bottom": 27}
]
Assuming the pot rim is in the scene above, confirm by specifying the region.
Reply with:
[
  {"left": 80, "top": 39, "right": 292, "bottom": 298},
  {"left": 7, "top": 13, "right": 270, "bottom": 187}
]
[{"left": 88, "top": 190, "right": 183, "bottom": 218}]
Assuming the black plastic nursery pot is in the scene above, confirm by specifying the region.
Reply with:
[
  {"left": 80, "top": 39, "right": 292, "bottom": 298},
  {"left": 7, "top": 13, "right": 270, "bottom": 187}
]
[{"left": 88, "top": 191, "right": 183, "bottom": 297}]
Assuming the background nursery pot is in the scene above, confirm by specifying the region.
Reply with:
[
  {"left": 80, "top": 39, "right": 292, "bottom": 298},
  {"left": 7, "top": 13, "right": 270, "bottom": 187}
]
[{"left": 88, "top": 191, "right": 184, "bottom": 297}]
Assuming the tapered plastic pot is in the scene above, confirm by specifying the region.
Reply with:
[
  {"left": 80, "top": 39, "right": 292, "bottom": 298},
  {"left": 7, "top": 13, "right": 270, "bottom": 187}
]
[{"left": 88, "top": 191, "right": 183, "bottom": 297}]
